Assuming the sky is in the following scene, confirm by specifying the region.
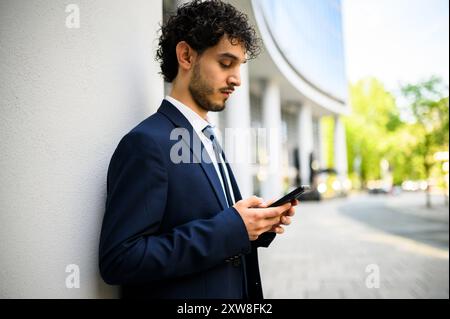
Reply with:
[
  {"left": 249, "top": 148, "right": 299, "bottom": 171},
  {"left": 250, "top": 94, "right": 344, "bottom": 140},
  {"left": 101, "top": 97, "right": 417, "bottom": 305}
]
[{"left": 342, "top": 0, "right": 449, "bottom": 93}]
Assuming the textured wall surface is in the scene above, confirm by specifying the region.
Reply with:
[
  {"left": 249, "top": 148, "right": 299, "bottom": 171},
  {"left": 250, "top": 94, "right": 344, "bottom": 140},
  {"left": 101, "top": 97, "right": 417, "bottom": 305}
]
[{"left": 0, "top": 0, "right": 163, "bottom": 298}]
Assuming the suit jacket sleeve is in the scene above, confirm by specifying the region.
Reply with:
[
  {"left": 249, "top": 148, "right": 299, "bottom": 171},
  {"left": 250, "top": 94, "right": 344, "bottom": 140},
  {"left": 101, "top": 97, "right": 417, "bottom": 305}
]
[{"left": 99, "top": 132, "right": 251, "bottom": 285}]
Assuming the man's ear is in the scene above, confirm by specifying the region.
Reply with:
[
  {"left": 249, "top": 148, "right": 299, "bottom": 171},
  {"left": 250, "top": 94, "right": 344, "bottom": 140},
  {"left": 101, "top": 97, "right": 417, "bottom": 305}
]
[{"left": 176, "top": 41, "right": 197, "bottom": 71}]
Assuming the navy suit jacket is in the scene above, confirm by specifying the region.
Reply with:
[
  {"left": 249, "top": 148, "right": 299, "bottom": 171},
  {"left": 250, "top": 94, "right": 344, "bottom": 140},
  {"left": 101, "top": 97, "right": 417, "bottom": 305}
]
[{"left": 99, "top": 100, "right": 276, "bottom": 299}]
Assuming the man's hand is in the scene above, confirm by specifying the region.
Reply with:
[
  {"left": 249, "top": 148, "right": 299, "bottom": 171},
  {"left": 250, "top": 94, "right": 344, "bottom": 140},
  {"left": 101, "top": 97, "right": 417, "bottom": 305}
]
[
  {"left": 257, "top": 198, "right": 299, "bottom": 234},
  {"left": 233, "top": 196, "right": 292, "bottom": 241}
]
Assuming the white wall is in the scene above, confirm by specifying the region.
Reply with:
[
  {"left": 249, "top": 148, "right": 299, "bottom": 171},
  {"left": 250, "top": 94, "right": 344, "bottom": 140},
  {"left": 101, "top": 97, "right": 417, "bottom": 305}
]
[{"left": 0, "top": 0, "right": 163, "bottom": 298}]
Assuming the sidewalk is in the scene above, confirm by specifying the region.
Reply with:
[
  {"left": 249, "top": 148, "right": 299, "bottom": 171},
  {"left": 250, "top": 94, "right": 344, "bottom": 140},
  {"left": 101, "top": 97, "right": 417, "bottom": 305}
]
[
  {"left": 258, "top": 192, "right": 449, "bottom": 299},
  {"left": 385, "top": 192, "right": 449, "bottom": 223}
]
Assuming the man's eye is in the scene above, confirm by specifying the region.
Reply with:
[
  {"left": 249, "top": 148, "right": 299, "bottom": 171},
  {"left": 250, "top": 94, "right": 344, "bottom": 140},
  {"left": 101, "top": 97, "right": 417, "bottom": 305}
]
[{"left": 220, "top": 62, "right": 231, "bottom": 68}]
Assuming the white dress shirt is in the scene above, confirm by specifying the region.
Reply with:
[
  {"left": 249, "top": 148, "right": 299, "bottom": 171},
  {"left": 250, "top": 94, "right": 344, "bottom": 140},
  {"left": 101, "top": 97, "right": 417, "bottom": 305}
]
[{"left": 165, "top": 96, "right": 236, "bottom": 205}]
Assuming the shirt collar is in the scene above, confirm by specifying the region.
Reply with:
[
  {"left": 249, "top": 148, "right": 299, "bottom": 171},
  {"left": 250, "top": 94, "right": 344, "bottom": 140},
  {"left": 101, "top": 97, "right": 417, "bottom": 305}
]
[{"left": 165, "top": 95, "right": 215, "bottom": 135}]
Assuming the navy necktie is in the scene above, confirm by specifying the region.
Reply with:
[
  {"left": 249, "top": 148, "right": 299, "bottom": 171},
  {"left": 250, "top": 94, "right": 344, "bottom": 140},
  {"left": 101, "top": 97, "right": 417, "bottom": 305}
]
[{"left": 202, "top": 125, "right": 234, "bottom": 207}]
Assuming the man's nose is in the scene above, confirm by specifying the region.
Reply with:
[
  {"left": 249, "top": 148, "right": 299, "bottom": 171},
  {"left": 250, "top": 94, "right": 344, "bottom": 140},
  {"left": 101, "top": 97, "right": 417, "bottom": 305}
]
[{"left": 228, "top": 70, "right": 241, "bottom": 87}]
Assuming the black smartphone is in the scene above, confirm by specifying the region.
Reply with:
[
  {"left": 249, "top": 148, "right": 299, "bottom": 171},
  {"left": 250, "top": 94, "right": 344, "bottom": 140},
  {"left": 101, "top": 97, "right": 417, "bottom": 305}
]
[{"left": 268, "top": 185, "right": 311, "bottom": 207}]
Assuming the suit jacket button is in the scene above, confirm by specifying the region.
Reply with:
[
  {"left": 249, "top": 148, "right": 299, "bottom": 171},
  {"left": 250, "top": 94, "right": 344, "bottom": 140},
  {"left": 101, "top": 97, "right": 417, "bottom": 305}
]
[{"left": 232, "top": 258, "right": 241, "bottom": 267}]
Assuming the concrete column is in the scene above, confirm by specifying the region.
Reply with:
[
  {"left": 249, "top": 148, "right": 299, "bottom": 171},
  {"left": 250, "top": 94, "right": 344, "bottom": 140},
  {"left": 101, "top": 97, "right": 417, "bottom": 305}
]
[
  {"left": 334, "top": 115, "right": 348, "bottom": 185},
  {"left": 298, "top": 103, "right": 314, "bottom": 185},
  {"left": 223, "top": 64, "right": 253, "bottom": 198},
  {"left": 318, "top": 118, "right": 328, "bottom": 170},
  {"left": 261, "top": 79, "right": 283, "bottom": 200}
]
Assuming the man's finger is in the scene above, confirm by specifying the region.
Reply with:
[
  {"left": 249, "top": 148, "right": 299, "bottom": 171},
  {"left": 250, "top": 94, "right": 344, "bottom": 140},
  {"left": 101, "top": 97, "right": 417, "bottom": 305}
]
[
  {"left": 249, "top": 202, "right": 292, "bottom": 219},
  {"left": 291, "top": 199, "right": 299, "bottom": 206},
  {"left": 258, "top": 202, "right": 291, "bottom": 218},
  {"left": 256, "top": 216, "right": 279, "bottom": 231},
  {"left": 261, "top": 222, "right": 282, "bottom": 234},
  {"left": 250, "top": 207, "right": 278, "bottom": 219},
  {"left": 285, "top": 206, "right": 296, "bottom": 217},
  {"left": 242, "top": 196, "right": 264, "bottom": 208},
  {"left": 280, "top": 216, "right": 291, "bottom": 225},
  {"left": 257, "top": 198, "right": 275, "bottom": 208},
  {"left": 275, "top": 202, "right": 292, "bottom": 214},
  {"left": 261, "top": 215, "right": 282, "bottom": 229}
]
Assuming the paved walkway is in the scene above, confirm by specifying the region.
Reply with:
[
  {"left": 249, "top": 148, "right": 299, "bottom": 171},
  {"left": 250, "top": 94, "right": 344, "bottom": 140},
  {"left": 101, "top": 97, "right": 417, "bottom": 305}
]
[{"left": 258, "top": 192, "right": 449, "bottom": 298}]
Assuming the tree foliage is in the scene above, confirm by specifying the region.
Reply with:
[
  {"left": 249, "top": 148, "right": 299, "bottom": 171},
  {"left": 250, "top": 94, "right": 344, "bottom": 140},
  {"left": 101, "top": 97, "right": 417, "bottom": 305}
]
[{"left": 344, "top": 76, "right": 449, "bottom": 196}]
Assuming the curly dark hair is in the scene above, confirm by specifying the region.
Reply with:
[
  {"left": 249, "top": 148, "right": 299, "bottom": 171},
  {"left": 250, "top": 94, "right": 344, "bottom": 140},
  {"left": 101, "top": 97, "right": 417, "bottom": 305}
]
[{"left": 156, "top": 0, "right": 261, "bottom": 82}]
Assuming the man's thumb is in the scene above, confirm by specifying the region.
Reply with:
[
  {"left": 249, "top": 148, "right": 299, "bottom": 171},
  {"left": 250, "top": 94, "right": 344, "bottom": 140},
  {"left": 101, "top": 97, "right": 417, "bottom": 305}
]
[{"left": 243, "top": 195, "right": 264, "bottom": 208}]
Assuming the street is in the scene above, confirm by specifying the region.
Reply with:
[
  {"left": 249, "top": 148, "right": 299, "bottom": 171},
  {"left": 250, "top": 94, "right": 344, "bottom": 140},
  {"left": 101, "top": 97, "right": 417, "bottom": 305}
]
[{"left": 259, "top": 191, "right": 449, "bottom": 299}]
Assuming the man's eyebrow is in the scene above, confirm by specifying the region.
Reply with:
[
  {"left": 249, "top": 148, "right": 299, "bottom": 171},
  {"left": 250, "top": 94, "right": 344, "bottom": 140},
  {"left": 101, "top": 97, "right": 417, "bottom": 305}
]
[{"left": 217, "top": 53, "right": 247, "bottom": 64}]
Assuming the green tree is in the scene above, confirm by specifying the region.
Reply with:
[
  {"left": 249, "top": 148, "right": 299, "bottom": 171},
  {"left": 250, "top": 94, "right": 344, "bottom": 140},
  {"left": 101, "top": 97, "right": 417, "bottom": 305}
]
[
  {"left": 344, "top": 78, "right": 401, "bottom": 188},
  {"left": 401, "top": 76, "right": 449, "bottom": 207}
]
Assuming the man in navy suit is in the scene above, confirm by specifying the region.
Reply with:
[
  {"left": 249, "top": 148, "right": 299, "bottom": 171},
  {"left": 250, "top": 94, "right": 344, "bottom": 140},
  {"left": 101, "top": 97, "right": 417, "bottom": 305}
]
[{"left": 99, "top": 0, "right": 298, "bottom": 299}]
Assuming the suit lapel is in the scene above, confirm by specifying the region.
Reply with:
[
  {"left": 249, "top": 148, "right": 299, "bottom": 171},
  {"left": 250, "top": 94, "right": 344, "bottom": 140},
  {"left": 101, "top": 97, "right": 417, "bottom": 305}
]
[{"left": 158, "top": 100, "right": 229, "bottom": 210}]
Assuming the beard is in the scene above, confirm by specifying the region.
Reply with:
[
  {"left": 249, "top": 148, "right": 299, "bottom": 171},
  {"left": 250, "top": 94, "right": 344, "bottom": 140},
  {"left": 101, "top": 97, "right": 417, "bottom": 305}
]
[{"left": 188, "top": 62, "right": 227, "bottom": 113}]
